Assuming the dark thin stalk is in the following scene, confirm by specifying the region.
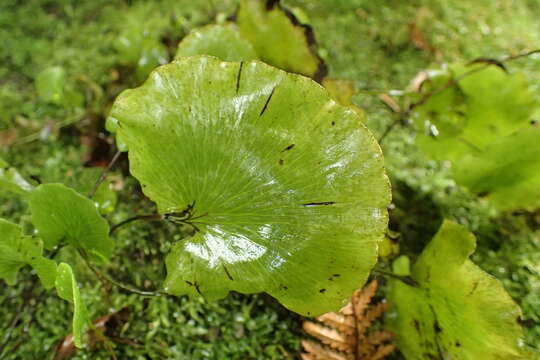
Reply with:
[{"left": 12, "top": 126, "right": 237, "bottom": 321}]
[
  {"left": 378, "top": 111, "right": 410, "bottom": 143},
  {"left": 109, "top": 214, "right": 163, "bottom": 235},
  {"left": 89, "top": 150, "right": 122, "bottom": 198},
  {"left": 78, "top": 250, "right": 164, "bottom": 297},
  {"left": 372, "top": 269, "right": 418, "bottom": 287}
]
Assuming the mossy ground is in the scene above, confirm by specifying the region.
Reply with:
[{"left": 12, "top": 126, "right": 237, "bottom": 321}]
[{"left": 1, "top": 0, "right": 539, "bottom": 358}]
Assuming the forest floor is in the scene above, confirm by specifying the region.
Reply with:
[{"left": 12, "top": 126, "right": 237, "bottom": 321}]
[{"left": 1, "top": 0, "right": 540, "bottom": 359}]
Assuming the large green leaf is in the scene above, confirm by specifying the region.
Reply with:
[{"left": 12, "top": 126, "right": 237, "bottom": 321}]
[
  {"left": 453, "top": 126, "right": 540, "bottom": 211},
  {"left": 175, "top": 23, "right": 258, "bottom": 62},
  {"left": 0, "top": 219, "right": 56, "bottom": 289},
  {"left": 107, "top": 56, "right": 390, "bottom": 316},
  {"left": 236, "top": 0, "right": 326, "bottom": 80},
  {"left": 55, "top": 262, "right": 89, "bottom": 348},
  {"left": 28, "top": 183, "right": 113, "bottom": 262},
  {"left": 412, "top": 64, "right": 536, "bottom": 162},
  {"left": 387, "top": 220, "right": 535, "bottom": 359}
]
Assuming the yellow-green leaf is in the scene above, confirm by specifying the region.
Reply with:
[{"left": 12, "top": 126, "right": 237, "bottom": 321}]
[
  {"left": 387, "top": 220, "right": 535, "bottom": 359},
  {"left": 0, "top": 219, "right": 56, "bottom": 289},
  {"left": 55, "top": 263, "right": 89, "bottom": 348},
  {"left": 237, "top": 0, "right": 326, "bottom": 80},
  {"left": 29, "top": 183, "right": 113, "bottom": 262}
]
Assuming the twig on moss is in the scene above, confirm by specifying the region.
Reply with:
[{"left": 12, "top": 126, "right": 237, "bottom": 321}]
[{"left": 89, "top": 150, "right": 122, "bottom": 198}]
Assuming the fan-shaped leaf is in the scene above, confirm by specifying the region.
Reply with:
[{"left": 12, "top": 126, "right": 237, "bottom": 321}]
[
  {"left": 55, "top": 262, "right": 89, "bottom": 348},
  {"left": 236, "top": 0, "right": 326, "bottom": 80},
  {"left": 107, "top": 56, "right": 390, "bottom": 316},
  {"left": 175, "top": 23, "right": 258, "bottom": 62},
  {"left": 29, "top": 183, "right": 113, "bottom": 262},
  {"left": 0, "top": 219, "right": 56, "bottom": 289},
  {"left": 387, "top": 220, "right": 535, "bottom": 359}
]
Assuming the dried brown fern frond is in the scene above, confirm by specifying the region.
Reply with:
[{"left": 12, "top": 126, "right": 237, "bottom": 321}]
[{"left": 302, "top": 280, "right": 394, "bottom": 360}]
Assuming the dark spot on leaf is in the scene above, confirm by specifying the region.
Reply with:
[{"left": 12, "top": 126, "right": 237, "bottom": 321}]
[
  {"left": 265, "top": 0, "right": 279, "bottom": 10},
  {"left": 302, "top": 201, "right": 336, "bottom": 207},
  {"left": 29, "top": 175, "right": 42, "bottom": 184},
  {"left": 413, "top": 319, "right": 420, "bottom": 332},
  {"left": 331, "top": 121, "right": 335, "bottom": 126},
  {"left": 223, "top": 265, "right": 234, "bottom": 281},
  {"left": 279, "top": 159, "right": 284, "bottom": 165},
  {"left": 236, "top": 61, "right": 244, "bottom": 94},
  {"left": 469, "top": 281, "right": 479, "bottom": 295},
  {"left": 333, "top": 273, "right": 340, "bottom": 277},
  {"left": 455, "top": 342, "right": 461, "bottom": 347},
  {"left": 194, "top": 281, "right": 202, "bottom": 295},
  {"left": 185, "top": 280, "right": 193, "bottom": 286},
  {"left": 319, "top": 288, "right": 326, "bottom": 293},
  {"left": 282, "top": 144, "right": 295, "bottom": 152},
  {"left": 259, "top": 87, "right": 276, "bottom": 116},
  {"left": 434, "top": 320, "right": 442, "bottom": 334}
]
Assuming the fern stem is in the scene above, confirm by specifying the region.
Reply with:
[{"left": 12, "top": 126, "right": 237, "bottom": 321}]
[
  {"left": 89, "top": 150, "right": 122, "bottom": 198},
  {"left": 78, "top": 250, "right": 165, "bottom": 297},
  {"left": 372, "top": 269, "right": 418, "bottom": 287},
  {"left": 109, "top": 214, "right": 163, "bottom": 235}
]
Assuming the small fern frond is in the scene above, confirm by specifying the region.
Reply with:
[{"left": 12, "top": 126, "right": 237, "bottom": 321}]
[{"left": 301, "top": 279, "right": 395, "bottom": 360}]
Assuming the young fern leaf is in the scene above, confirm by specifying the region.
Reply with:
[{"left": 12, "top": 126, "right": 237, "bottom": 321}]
[
  {"left": 29, "top": 183, "right": 113, "bottom": 262},
  {"left": 0, "top": 218, "right": 56, "bottom": 289},
  {"left": 55, "top": 263, "right": 90, "bottom": 348},
  {"left": 302, "top": 280, "right": 395, "bottom": 360}
]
